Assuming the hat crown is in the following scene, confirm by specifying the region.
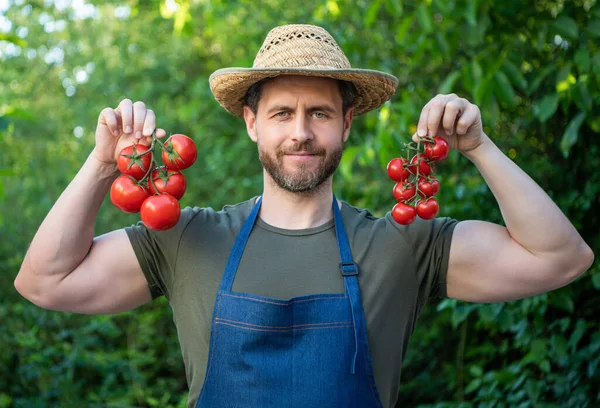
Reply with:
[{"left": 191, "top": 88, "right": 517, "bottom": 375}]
[{"left": 253, "top": 24, "right": 351, "bottom": 70}]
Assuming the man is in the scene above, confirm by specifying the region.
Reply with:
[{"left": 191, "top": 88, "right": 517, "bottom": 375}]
[{"left": 15, "top": 24, "right": 593, "bottom": 408}]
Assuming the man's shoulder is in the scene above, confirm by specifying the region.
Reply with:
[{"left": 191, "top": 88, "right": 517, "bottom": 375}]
[{"left": 180, "top": 196, "right": 257, "bottom": 229}]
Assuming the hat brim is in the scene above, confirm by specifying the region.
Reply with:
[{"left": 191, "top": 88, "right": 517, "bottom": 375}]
[{"left": 209, "top": 67, "right": 398, "bottom": 118}]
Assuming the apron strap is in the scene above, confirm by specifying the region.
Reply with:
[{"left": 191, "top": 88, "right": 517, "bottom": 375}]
[
  {"left": 219, "top": 196, "right": 262, "bottom": 292},
  {"left": 332, "top": 195, "right": 363, "bottom": 375}
]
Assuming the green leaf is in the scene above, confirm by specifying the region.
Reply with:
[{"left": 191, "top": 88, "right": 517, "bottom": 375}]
[
  {"left": 593, "top": 51, "right": 600, "bottom": 79},
  {"left": 569, "top": 319, "right": 587, "bottom": 351},
  {"left": 553, "top": 16, "right": 579, "bottom": 40},
  {"left": 549, "top": 291, "right": 574, "bottom": 313},
  {"left": 592, "top": 273, "right": 600, "bottom": 290},
  {"left": 496, "top": 309, "right": 514, "bottom": 332},
  {"left": 572, "top": 82, "right": 592, "bottom": 112},
  {"left": 588, "top": 359, "right": 599, "bottom": 378},
  {"left": 416, "top": 3, "right": 433, "bottom": 33},
  {"left": 436, "top": 298, "right": 457, "bottom": 311},
  {"left": 0, "top": 33, "right": 26, "bottom": 47},
  {"left": 574, "top": 49, "right": 591, "bottom": 74},
  {"left": 395, "top": 15, "right": 414, "bottom": 43},
  {"left": 474, "top": 76, "right": 492, "bottom": 106},
  {"left": 557, "top": 62, "right": 572, "bottom": 82},
  {"left": 586, "top": 20, "right": 600, "bottom": 38},
  {"left": 438, "top": 71, "right": 461, "bottom": 94},
  {"left": 560, "top": 111, "right": 586, "bottom": 158},
  {"left": 451, "top": 303, "right": 475, "bottom": 328},
  {"left": 494, "top": 71, "right": 516, "bottom": 107},
  {"left": 528, "top": 65, "right": 556, "bottom": 94},
  {"left": 384, "top": 0, "right": 403, "bottom": 17},
  {"left": 551, "top": 334, "right": 568, "bottom": 359},
  {"left": 471, "top": 60, "right": 483, "bottom": 82},
  {"left": 502, "top": 61, "right": 528, "bottom": 92},
  {"left": 0, "top": 106, "right": 35, "bottom": 120},
  {"left": 530, "top": 339, "right": 548, "bottom": 360},
  {"left": 0, "top": 169, "right": 16, "bottom": 177},
  {"left": 535, "top": 93, "right": 560, "bottom": 122},
  {"left": 365, "top": 0, "right": 383, "bottom": 28},
  {"left": 469, "top": 365, "right": 483, "bottom": 377},
  {"left": 465, "top": 0, "right": 478, "bottom": 26},
  {"left": 339, "top": 146, "right": 360, "bottom": 180},
  {"left": 526, "top": 379, "right": 543, "bottom": 401},
  {"left": 435, "top": 33, "right": 450, "bottom": 58},
  {"left": 465, "top": 378, "right": 481, "bottom": 394}
]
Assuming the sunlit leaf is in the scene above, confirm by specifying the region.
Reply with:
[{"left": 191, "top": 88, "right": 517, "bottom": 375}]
[{"left": 560, "top": 111, "right": 586, "bottom": 157}]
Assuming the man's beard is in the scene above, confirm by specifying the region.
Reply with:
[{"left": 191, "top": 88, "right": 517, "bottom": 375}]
[{"left": 258, "top": 137, "right": 343, "bottom": 193}]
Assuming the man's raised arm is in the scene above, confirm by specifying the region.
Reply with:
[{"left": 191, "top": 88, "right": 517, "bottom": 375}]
[
  {"left": 15, "top": 99, "right": 165, "bottom": 314},
  {"left": 414, "top": 94, "right": 594, "bottom": 303}
]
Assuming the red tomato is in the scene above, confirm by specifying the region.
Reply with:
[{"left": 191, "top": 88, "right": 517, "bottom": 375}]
[
  {"left": 424, "top": 136, "right": 449, "bottom": 161},
  {"left": 117, "top": 144, "right": 152, "bottom": 180},
  {"left": 393, "top": 181, "right": 416, "bottom": 202},
  {"left": 418, "top": 177, "right": 439, "bottom": 198},
  {"left": 408, "top": 154, "right": 433, "bottom": 176},
  {"left": 431, "top": 179, "right": 440, "bottom": 195},
  {"left": 148, "top": 166, "right": 187, "bottom": 200},
  {"left": 110, "top": 175, "right": 149, "bottom": 213},
  {"left": 392, "top": 202, "right": 417, "bottom": 225},
  {"left": 416, "top": 198, "right": 439, "bottom": 220},
  {"left": 162, "top": 134, "right": 197, "bottom": 170},
  {"left": 386, "top": 157, "right": 411, "bottom": 182},
  {"left": 140, "top": 194, "right": 181, "bottom": 231}
]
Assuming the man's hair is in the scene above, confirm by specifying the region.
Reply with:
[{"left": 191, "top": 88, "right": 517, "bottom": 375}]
[{"left": 243, "top": 77, "right": 356, "bottom": 116}]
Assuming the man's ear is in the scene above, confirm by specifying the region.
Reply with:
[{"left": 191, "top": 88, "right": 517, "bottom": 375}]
[
  {"left": 342, "top": 106, "right": 354, "bottom": 143},
  {"left": 243, "top": 106, "right": 258, "bottom": 143}
]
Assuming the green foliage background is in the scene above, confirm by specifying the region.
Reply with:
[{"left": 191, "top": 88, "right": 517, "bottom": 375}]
[{"left": 1, "top": 0, "right": 599, "bottom": 406}]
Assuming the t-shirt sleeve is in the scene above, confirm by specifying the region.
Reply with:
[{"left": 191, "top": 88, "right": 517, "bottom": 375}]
[
  {"left": 124, "top": 206, "right": 200, "bottom": 300},
  {"left": 410, "top": 216, "right": 458, "bottom": 300},
  {"left": 387, "top": 214, "right": 458, "bottom": 300}
]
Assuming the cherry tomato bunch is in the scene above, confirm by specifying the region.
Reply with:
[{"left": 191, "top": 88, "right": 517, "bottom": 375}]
[
  {"left": 387, "top": 136, "right": 449, "bottom": 225},
  {"left": 110, "top": 133, "right": 197, "bottom": 231}
]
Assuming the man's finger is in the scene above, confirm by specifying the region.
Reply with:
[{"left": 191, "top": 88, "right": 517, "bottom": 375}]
[
  {"left": 456, "top": 104, "right": 480, "bottom": 135},
  {"left": 99, "top": 108, "right": 119, "bottom": 136},
  {"left": 442, "top": 99, "right": 465, "bottom": 136},
  {"left": 132, "top": 101, "right": 146, "bottom": 140},
  {"left": 118, "top": 99, "right": 133, "bottom": 135},
  {"left": 142, "top": 109, "right": 156, "bottom": 137},
  {"left": 426, "top": 97, "right": 448, "bottom": 138},
  {"left": 417, "top": 103, "right": 431, "bottom": 137}
]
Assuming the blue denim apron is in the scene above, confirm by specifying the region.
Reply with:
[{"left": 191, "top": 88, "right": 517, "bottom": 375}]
[{"left": 195, "top": 196, "right": 383, "bottom": 407}]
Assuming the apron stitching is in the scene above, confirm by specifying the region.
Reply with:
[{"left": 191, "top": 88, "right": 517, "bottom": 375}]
[
  {"left": 221, "top": 293, "right": 348, "bottom": 305},
  {"left": 363, "top": 336, "right": 382, "bottom": 407},
  {"left": 215, "top": 321, "right": 353, "bottom": 332},
  {"left": 215, "top": 318, "right": 352, "bottom": 329},
  {"left": 201, "top": 293, "right": 223, "bottom": 395}
]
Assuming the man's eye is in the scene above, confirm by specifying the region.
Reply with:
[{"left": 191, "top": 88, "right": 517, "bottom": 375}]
[
  {"left": 276, "top": 112, "right": 288, "bottom": 117},
  {"left": 313, "top": 112, "right": 326, "bottom": 118}
]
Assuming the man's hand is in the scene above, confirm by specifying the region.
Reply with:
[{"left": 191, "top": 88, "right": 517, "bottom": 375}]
[
  {"left": 412, "top": 94, "right": 486, "bottom": 154},
  {"left": 93, "top": 99, "right": 167, "bottom": 174}
]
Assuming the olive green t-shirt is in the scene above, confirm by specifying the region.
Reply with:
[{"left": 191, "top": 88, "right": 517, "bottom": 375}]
[{"left": 125, "top": 197, "right": 458, "bottom": 408}]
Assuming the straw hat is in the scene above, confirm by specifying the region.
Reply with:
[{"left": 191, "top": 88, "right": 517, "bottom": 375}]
[{"left": 209, "top": 24, "right": 399, "bottom": 118}]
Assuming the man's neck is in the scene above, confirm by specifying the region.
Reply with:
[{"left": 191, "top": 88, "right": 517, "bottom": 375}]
[{"left": 258, "top": 178, "right": 339, "bottom": 230}]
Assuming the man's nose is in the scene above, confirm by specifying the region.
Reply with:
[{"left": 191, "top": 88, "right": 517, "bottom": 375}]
[{"left": 292, "top": 114, "right": 314, "bottom": 144}]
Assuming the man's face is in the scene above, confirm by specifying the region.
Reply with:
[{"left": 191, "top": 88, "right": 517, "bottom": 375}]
[{"left": 243, "top": 75, "right": 354, "bottom": 193}]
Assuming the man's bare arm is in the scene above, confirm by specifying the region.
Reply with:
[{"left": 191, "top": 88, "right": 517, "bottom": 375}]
[
  {"left": 15, "top": 99, "right": 165, "bottom": 314},
  {"left": 414, "top": 94, "right": 594, "bottom": 302}
]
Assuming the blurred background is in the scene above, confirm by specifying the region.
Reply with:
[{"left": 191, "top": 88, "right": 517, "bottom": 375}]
[{"left": 1, "top": 0, "right": 599, "bottom": 407}]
